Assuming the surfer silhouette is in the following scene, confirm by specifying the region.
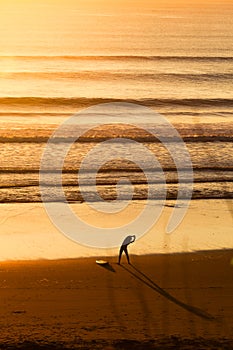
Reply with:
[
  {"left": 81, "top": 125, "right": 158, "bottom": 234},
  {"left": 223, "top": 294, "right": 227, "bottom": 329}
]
[{"left": 118, "top": 235, "right": 136, "bottom": 265}]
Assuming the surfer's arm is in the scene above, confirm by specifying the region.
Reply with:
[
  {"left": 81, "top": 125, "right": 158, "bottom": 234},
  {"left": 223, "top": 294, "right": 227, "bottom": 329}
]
[{"left": 130, "top": 235, "right": 136, "bottom": 243}]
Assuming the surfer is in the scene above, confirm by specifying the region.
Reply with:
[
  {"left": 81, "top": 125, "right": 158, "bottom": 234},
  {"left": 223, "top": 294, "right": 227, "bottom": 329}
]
[{"left": 118, "top": 235, "right": 136, "bottom": 265}]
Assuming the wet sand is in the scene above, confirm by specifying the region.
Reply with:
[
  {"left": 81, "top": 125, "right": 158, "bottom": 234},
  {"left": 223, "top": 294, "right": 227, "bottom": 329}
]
[
  {"left": 0, "top": 199, "right": 233, "bottom": 260},
  {"left": 0, "top": 250, "right": 232, "bottom": 349}
]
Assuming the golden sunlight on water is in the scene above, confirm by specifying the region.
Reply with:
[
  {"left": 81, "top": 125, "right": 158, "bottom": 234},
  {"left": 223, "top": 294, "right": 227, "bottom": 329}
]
[{"left": 0, "top": 0, "right": 232, "bottom": 260}]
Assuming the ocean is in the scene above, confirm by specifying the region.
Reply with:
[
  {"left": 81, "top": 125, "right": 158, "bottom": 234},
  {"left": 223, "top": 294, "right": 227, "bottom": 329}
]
[{"left": 0, "top": 1, "right": 232, "bottom": 204}]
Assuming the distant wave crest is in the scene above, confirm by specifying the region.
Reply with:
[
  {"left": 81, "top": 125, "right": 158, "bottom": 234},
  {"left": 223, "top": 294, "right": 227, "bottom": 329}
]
[
  {"left": 1, "top": 97, "right": 233, "bottom": 108},
  {"left": 1, "top": 55, "right": 233, "bottom": 61},
  {"left": 3, "top": 71, "right": 233, "bottom": 82}
]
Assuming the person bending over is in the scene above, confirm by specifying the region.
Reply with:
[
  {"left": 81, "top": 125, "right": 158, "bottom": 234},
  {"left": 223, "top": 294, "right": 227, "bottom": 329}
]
[{"left": 118, "top": 235, "right": 136, "bottom": 264}]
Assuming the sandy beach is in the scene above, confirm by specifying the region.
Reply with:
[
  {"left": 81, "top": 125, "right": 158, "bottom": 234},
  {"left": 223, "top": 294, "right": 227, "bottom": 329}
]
[
  {"left": 0, "top": 199, "right": 232, "bottom": 348},
  {"left": 0, "top": 199, "right": 232, "bottom": 261},
  {"left": 0, "top": 250, "right": 232, "bottom": 349},
  {"left": 0, "top": 1, "right": 233, "bottom": 348}
]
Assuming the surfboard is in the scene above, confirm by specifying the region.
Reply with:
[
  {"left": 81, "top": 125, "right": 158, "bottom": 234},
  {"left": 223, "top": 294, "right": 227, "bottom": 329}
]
[{"left": 96, "top": 260, "right": 108, "bottom": 265}]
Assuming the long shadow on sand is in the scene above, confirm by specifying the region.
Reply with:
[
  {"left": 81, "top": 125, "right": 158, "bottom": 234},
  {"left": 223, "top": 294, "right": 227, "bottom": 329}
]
[
  {"left": 98, "top": 263, "right": 116, "bottom": 272},
  {"left": 121, "top": 264, "right": 215, "bottom": 321}
]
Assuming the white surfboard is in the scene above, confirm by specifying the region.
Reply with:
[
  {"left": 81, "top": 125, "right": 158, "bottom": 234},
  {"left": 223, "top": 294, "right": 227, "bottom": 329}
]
[{"left": 96, "top": 259, "right": 108, "bottom": 265}]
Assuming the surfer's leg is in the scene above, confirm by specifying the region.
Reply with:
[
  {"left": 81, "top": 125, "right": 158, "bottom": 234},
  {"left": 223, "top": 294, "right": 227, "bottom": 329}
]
[
  {"left": 124, "top": 246, "right": 130, "bottom": 264},
  {"left": 118, "top": 246, "right": 124, "bottom": 264}
]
